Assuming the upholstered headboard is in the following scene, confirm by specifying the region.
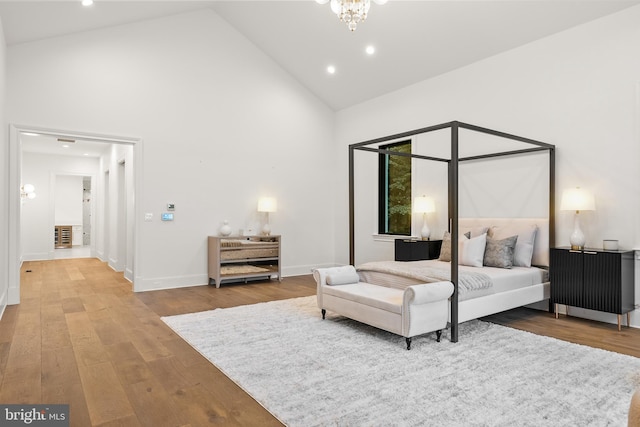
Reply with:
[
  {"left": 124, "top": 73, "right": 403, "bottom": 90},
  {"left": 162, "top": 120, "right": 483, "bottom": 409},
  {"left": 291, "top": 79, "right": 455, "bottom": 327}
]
[{"left": 458, "top": 218, "right": 549, "bottom": 268}]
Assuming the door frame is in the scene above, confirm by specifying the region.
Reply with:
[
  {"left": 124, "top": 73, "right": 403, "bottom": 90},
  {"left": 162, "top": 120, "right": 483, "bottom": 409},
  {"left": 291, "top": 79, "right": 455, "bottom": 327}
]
[{"left": 8, "top": 124, "right": 143, "bottom": 304}]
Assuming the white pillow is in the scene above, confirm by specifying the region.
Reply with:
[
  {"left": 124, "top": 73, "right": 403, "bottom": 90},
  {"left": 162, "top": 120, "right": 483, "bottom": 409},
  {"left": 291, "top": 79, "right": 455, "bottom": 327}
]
[
  {"left": 326, "top": 268, "right": 360, "bottom": 285},
  {"left": 460, "top": 233, "right": 487, "bottom": 268},
  {"left": 490, "top": 224, "right": 538, "bottom": 267},
  {"left": 460, "top": 226, "right": 490, "bottom": 238}
]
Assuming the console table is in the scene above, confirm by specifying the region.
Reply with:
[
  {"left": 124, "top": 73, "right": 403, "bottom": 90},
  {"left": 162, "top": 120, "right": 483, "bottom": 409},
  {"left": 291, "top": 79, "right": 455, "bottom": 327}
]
[
  {"left": 550, "top": 247, "right": 635, "bottom": 330},
  {"left": 208, "top": 235, "right": 281, "bottom": 288}
]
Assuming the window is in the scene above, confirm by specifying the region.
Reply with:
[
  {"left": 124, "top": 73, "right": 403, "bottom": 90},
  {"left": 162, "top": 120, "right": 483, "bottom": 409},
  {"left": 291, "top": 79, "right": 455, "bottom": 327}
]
[{"left": 378, "top": 140, "right": 412, "bottom": 235}]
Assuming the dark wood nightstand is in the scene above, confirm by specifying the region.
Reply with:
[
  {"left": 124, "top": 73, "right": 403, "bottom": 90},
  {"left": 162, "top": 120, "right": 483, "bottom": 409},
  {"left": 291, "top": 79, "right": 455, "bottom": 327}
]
[
  {"left": 394, "top": 239, "right": 442, "bottom": 262},
  {"left": 550, "top": 247, "right": 635, "bottom": 330}
]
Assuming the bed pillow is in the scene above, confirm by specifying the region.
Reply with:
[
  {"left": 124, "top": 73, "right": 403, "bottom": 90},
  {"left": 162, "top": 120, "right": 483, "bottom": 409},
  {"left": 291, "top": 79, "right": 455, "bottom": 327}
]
[
  {"left": 489, "top": 224, "right": 538, "bottom": 267},
  {"left": 460, "top": 226, "right": 490, "bottom": 238},
  {"left": 438, "top": 231, "right": 471, "bottom": 262},
  {"left": 483, "top": 235, "right": 518, "bottom": 269},
  {"left": 460, "top": 233, "right": 487, "bottom": 267}
]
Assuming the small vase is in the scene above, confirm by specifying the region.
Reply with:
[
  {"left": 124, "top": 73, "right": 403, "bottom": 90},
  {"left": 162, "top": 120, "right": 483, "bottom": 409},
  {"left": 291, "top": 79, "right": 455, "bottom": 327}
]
[{"left": 219, "top": 220, "right": 232, "bottom": 236}]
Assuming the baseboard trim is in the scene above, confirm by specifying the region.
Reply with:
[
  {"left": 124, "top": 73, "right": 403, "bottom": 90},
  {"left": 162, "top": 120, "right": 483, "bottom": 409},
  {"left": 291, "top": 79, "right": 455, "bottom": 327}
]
[{"left": 21, "top": 252, "right": 51, "bottom": 261}]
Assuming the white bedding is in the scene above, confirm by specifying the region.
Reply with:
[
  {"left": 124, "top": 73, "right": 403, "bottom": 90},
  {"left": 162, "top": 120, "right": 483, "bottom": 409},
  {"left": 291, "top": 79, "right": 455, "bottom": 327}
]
[{"left": 356, "top": 259, "right": 548, "bottom": 302}]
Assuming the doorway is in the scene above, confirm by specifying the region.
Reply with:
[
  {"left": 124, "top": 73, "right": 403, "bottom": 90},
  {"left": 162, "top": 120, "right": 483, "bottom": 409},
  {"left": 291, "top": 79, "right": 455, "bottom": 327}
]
[
  {"left": 83, "top": 176, "right": 92, "bottom": 246},
  {"left": 52, "top": 174, "right": 94, "bottom": 260},
  {"left": 8, "top": 125, "right": 142, "bottom": 305}
]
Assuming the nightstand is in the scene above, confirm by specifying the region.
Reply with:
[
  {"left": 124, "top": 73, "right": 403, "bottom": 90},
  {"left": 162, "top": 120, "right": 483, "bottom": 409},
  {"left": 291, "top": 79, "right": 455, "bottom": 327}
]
[
  {"left": 394, "top": 239, "right": 442, "bottom": 262},
  {"left": 550, "top": 247, "right": 635, "bottom": 330}
]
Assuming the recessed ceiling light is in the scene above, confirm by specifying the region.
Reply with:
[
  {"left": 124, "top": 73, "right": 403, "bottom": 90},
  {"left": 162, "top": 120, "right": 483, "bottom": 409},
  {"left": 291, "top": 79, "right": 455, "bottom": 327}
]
[
  {"left": 327, "top": 65, "right": 336, "bottom": 75},
  {"left": 82, "top": 0, "right": 93, "bottom": 6},
  {"left": 365, "top": 45, "right": 375, "bottom": 55},
  {"left": 62, "top": 145, "right": 70, "bottom": 149},
  {"left": 83, "top": 153, "right": 90, "bottom": 156}
]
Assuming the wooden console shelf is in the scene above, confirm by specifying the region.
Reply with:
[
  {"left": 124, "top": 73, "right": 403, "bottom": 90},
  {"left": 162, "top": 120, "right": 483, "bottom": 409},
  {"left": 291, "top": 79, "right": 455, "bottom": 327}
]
[{"left": 208, "top": 235, "right": 281, "bottom": 288}]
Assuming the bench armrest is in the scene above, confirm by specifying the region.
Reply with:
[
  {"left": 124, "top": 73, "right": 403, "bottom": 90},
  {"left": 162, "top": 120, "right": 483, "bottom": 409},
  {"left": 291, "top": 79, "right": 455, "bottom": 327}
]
[{"left": 404, "top": 281, "right": 454, "bottom": 306}]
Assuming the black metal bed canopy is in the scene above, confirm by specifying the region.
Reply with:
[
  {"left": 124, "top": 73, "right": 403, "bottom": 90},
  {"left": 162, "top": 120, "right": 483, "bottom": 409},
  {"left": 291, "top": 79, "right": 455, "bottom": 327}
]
[{"left": 348, "top": 120, "right": 556, "bottom": 342}]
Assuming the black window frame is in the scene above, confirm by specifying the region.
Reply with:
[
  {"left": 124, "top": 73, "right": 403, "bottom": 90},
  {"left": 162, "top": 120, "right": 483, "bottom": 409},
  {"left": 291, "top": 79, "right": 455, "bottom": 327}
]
[{"left": 377, "top": 140, "right": 412, "bottom": 236}]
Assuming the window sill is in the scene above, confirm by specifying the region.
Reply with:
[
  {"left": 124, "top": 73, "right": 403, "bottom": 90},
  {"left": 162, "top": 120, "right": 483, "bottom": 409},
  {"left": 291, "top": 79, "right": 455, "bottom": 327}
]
[{"left": 372, "top": 234, "right": 414, "bottom": 242}]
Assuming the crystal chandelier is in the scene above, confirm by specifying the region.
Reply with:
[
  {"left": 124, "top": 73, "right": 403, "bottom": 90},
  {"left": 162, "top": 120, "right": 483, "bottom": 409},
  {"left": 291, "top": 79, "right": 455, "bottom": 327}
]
[
  {"left": 317, "top": 0, "right": 386, "bottom": 32},
  {"left": 331, "top": 0, "right": 370, "bottom": 31}
]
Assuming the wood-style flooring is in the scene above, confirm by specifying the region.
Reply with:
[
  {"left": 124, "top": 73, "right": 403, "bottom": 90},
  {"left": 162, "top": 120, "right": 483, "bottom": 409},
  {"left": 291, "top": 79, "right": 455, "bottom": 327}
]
[{"left": 1, "top": 258, "right": 639, "bottom": 426}]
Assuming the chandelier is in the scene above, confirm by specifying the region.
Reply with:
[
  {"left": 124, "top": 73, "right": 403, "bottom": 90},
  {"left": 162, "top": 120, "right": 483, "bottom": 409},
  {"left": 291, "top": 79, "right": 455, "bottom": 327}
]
[{"left": 318, "top": 0, "right": 386, "bottom": 32}]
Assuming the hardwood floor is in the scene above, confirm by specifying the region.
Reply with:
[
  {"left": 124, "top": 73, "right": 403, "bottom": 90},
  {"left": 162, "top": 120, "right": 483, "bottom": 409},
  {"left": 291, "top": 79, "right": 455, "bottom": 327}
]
[
  {"left": 483, "top": 305, "right": 640, "bottom": 358},
  {"left": 0, "top": 258, "right": 315, "bottom": 426},
  {"left": 1, "top": 258, "right": 639, "bottom": 426}
]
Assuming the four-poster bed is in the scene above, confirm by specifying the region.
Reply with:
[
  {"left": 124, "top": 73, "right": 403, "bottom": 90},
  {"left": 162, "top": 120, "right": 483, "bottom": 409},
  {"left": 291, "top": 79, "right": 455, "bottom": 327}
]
[{"left": 348, "top": 121, "right": 556, "bottom": 342}]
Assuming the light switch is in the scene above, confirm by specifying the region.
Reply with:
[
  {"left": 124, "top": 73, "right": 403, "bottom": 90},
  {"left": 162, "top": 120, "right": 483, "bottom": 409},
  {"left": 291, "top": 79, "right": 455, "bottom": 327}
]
[{"left": 144, "top": 213, "right": 153, "bottom": 222}]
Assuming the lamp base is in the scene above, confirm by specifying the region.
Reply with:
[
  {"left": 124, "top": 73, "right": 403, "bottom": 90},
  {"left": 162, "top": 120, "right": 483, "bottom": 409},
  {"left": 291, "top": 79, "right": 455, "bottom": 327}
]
[
  {"left": 420, "top": 227, "right": 430, "bottom": 241},
  {"left": 420, "top": 215, "right": 430, "bottom": 241},
  {"left": 569, "top": 213, "right": 586, "bottom": 251}
]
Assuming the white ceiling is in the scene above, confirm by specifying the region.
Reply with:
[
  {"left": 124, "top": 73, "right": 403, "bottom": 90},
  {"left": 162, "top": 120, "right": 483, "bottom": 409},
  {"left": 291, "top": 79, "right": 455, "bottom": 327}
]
[
  {"left": 1, "top": 0, "right": 639, "bottom": 112},
  {"left": 20, "top": 133, "right": 113, "bottom": 158}
]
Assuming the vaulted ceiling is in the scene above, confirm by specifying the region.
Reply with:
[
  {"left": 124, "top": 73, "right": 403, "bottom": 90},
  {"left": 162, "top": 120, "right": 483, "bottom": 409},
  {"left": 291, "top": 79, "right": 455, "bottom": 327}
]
[{"left": 1, "top": 1, "right": 639, "bottom": 111}]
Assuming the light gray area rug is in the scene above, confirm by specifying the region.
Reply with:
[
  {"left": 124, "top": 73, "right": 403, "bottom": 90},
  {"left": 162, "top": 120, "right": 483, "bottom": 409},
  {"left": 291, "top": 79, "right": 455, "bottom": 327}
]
[{"left": 162, "top": 296, "right": 640, "bottom": 426}]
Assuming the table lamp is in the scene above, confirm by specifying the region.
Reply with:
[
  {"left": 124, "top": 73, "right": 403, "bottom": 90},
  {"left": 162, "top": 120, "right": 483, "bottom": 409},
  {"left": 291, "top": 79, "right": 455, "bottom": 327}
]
[
  {"left": 560, "top": 187, "right": 595, "bottom": 250},
  {"left": 414, "top": 196, "right": 435, "bottom": 240},
  {"left": 258, "top": 197, "right": 277, "bottom": 236}
]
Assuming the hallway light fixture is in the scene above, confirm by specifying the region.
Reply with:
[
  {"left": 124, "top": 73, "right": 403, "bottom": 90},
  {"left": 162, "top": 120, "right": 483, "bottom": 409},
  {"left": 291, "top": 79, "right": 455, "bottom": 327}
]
[
  {"left": 82, "top": 0, "right": 94, "bottom": 6},
  {"left": 21, "top": 184, "right": 36, "bottom": 200},
  {"left": 315, "top": 0, "right": 387, "bottom": 32}
]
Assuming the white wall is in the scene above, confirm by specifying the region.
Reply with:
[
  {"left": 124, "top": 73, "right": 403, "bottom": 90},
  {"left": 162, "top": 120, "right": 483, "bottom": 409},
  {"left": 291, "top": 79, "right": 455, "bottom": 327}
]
[
  {"left": 0, "top": 17, "right": 8, "bottom": 316},
  {"left": 97, "top": 143, "right": 134, "bottom": 278},
  {"left": 7, "top": 9, "right": 336, "bottom": 291},
  {"left": 335, "top": 5, "right": 640, "bottom": 325},
  {"left": 55, "top": 175, "right": 83, "bottom": 226},
  {"left": 54, "top": 175, "right": 84, "bottom": 247},
  {"left": 21, "top": 152, "right": 99, "bottom": 260}
]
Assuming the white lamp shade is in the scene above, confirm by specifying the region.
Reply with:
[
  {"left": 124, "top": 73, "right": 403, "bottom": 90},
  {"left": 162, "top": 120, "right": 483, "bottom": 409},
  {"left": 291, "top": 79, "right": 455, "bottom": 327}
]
[
  {"left": 258, "top": 197, "right": 277, "bottom": 213},
  {"left": 22, "top": 184, "right": 35, "bottom": 194},
  {"left": 560, "top": 188, "right": 595, "bottom": 212},
  {"left": 414, "top": 196, "right": 435, "bottom": 214}
]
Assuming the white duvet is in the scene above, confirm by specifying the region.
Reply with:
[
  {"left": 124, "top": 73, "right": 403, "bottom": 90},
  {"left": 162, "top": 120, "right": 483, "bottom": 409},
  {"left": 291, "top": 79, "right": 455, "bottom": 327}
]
[{"left": 356, "top": 260, "right": 548, "bottom": 302}]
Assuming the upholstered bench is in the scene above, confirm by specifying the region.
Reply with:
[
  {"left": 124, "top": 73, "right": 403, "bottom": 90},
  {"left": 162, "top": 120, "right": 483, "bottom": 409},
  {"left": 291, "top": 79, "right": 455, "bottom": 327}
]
[{"left": 313, "top": 266, "right": 454, "bottom": 350}]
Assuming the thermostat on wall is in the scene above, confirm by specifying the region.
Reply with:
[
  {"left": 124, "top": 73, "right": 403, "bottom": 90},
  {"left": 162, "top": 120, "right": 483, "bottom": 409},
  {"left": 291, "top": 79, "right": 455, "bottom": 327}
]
[{"left": 161, "top": 212, "right": 174, "bottom": 221}]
